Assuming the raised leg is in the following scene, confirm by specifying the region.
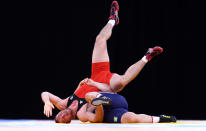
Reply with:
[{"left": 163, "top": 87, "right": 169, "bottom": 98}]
[
  {"left": 92, "top": 1, "right": 119, "bottom": 63},
  {"left": 110, "top": 46, "right": 163, "bottom": 92},
  {"left": 92, "top": 23, "right": 114, "bottom": 63},
  {"left": 119, "top": 60, "right": 147, "bottom": 87}
]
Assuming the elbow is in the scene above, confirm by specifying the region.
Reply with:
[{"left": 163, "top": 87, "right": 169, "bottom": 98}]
[
  {"left": 92, "top": 118, "right": 103, "bottom": 123},
  {"left": 91, "top": 114, "right": 103, "bottom": 123},
  {"left": 95, "top": 119, "right": 103, "bottom": 123}
]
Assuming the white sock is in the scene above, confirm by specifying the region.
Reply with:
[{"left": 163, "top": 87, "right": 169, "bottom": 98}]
[
  {"left": 152, "top": 116, "right": 160, "bottom": 123},
  {"left": 141, "top": 56, "right": 148, "bottom": 63},
  {"left": 108, "top": 20, "right": 115, "bottom": 26}
]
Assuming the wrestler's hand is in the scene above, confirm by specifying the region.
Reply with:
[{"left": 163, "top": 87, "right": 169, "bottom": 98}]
[
  {"left": 85, "top": 79, "right": 96, "bottom": 87},
  {"left": 44, "top": 102, "right": 54, "bottom": 117},
  {"left": 80, "top": 78, "right": 89, "bottom": 86}
]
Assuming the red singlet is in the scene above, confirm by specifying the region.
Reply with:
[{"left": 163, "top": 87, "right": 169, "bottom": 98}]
[{"left": 74, "top": 62, "right": 115, "bottom": 98}]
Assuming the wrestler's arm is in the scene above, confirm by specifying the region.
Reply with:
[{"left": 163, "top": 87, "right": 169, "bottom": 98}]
[
  {"left": 41, "top": 92, "right": 68, "bottom": 117},
  {"left": 73, "top": 78, "right": 90, "bottom": 92},
  {"left": 78, "top": 92, "right": 104, "bottom": 123},
  {"left": 75, "top": 78, "right": 113, "bottom": 92},
  {"left": 86, "top": 79, "right": 113, "bottom": 92},
  {"left": 77, "top": 103, "right": 104, "bottom": 123}
]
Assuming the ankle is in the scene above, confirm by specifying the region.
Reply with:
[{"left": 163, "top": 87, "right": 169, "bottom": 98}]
[
  {"left": 108, "top": 20, "right": 115, "bottom": 26},
  {"left": 141, "top": 56, "right": 148, "bottom": 63},
  {"left": 152, "top": 116, "right": 160, "bottom": 123}
]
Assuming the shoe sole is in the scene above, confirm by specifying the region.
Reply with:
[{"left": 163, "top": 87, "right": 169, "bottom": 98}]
[{"left": 91, "top": 99, "right": 112, "bottom": 106}]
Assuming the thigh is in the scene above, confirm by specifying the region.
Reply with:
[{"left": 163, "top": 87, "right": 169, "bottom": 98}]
[
  {"left": 103, "top": 108, "right": 128, "bottom": 123},
  {"left": 110, "top": 74, "right": 124, "bottom": 92},
  {"left": 92, "top": 40, "right": 109, "bottom": 63},
  {"left": 121, "top": 112, "right": 137, "bottom": 123},
  {"left": 121, "top": 112, "right": 152, "bottom": 123}
]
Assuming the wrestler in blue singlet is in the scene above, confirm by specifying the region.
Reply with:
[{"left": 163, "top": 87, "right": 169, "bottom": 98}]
[{"left": 100, "top": 92, "right": 128, "bottom": 123}]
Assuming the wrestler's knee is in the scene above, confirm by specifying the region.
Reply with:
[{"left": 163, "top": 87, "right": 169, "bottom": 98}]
[
  {"left": 121, "top": 112, "right": 138, "bottom": 123},
  {"left": 110, "top": 74, "right": 124, "bottom": 92}
]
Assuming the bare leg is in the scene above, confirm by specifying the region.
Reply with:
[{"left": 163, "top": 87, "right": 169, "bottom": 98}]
[
  {"left": 121, "top": 112, "right": 154, "bottom": 123},
  {"left": 121, "top": 112, "right": 176, "bottom": 123},
  {"left": 110, "top": 46, "right": 163, "bottom": 92},
  {"left": 110, "top": 60, "right": 147, "bottom": 92},
  {"left": 120, "top": 60, "right": 147, "bottom": 87},
  {"left": 92, "top": 23, "right": 114, "bottom": 63},
  {"left": 92, "top": 0, "right": 119, "bottom": 63}
]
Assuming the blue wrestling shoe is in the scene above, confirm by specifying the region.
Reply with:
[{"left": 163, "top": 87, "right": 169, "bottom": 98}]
[
  {"left": 91, "top": 95, "right": 112, "bottom": 106},
  {"left": 159, "top": 115, "right": 177, "bottom": 123}
]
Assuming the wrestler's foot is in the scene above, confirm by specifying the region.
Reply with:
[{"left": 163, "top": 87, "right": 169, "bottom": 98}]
[
  {"left": 159, "top": 115, "right": 177, "bottom": 123},
  {"left": 91, "top": 95, "right": 112, "bottom": 106},
  {"left": 145, "top": 46, "right": 163, "bottom": 61},
  {"left": 109, "top": 1, "right": 119, "bottom": 25}
]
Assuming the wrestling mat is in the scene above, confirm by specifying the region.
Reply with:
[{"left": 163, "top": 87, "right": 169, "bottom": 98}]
[{"left": 1, "top": 119, "right": 206, "bottom": 131}]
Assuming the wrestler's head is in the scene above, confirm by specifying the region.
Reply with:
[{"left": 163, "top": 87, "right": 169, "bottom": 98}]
[
  {"left": 55, "top": 100, "right": 78, "bottom": 123},
  {"left": 55, "top": 108, "right": 73, "bottom": 123}
]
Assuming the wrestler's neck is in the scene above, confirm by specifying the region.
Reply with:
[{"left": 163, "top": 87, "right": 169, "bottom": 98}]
[{"left": 68, "top": 100, "right": 78, "bottom": 118}]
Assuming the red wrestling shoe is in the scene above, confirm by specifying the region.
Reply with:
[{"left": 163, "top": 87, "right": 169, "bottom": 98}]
[
  {"left": 145, "top": 46, "right": 163, "bottom": 61},
  {"left": 109, "top": 1, "right": 119, "bottom": 25}
]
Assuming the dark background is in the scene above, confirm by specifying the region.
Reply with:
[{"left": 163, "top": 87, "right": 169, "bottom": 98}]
[{"left": 1, "top": 0, "right": 205, "bottom": 120}]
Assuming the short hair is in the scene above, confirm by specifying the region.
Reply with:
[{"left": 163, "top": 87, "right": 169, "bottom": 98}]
[{"left": 55, "top": 108, "right": 73, "bottom": 123}]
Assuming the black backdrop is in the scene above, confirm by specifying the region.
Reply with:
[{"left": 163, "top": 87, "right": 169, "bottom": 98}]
[{"left": 1, "top": 0, "right": 205, "bottom": 120}]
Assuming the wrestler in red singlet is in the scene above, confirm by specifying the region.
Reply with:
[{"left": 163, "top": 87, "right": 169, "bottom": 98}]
[
  {"left": 67, "top": 62, "right": 115, "bottom": 110},
  {"left": 75, "top": 62, "right": 114, "bottom": 98}
]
